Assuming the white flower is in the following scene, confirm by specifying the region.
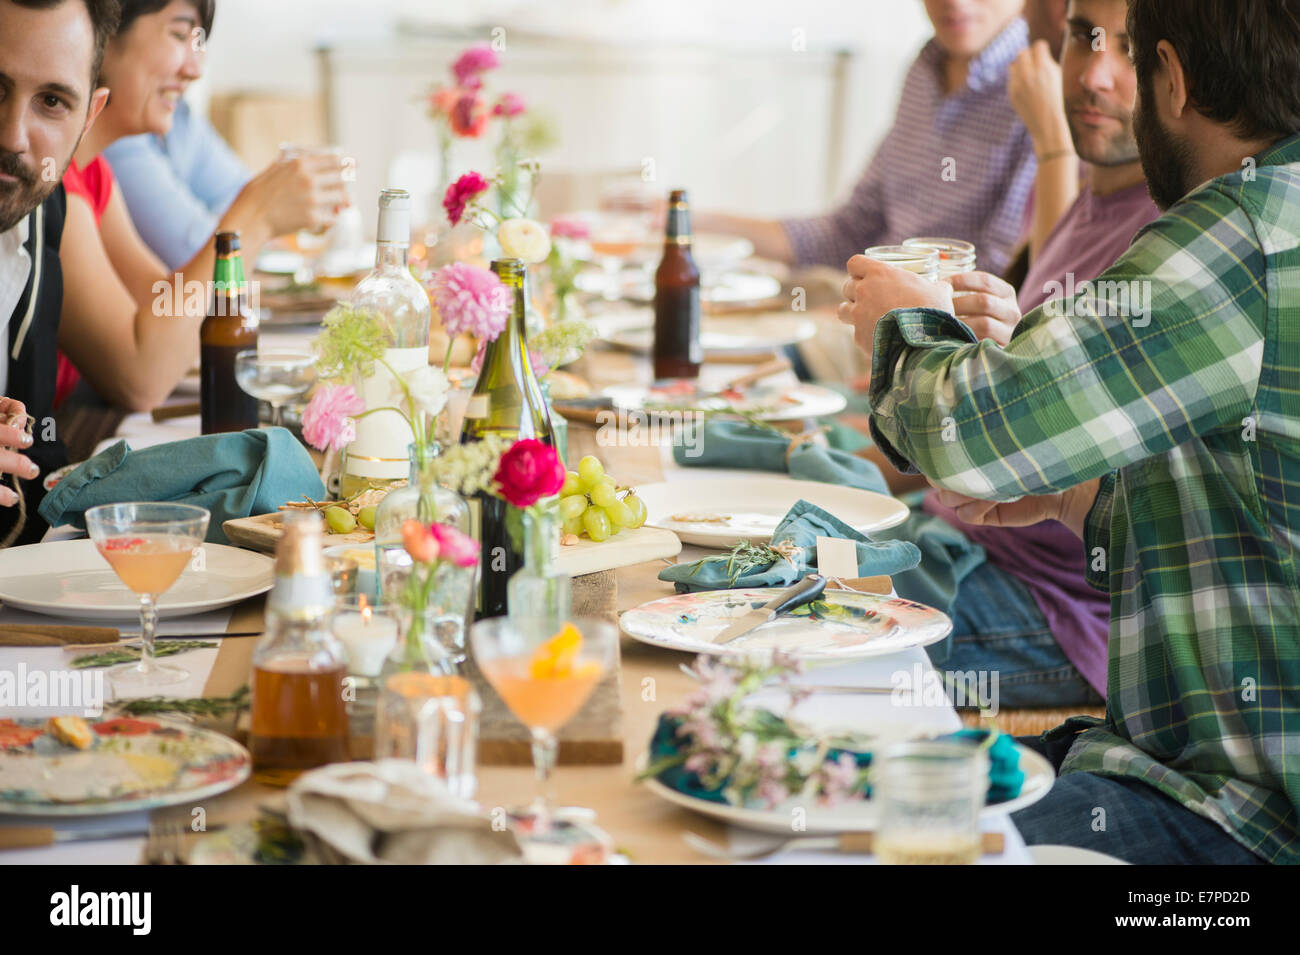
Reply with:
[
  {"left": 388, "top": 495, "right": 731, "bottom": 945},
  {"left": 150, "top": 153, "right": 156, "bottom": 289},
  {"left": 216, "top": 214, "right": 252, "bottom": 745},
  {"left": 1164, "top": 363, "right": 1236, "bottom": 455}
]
[
  {"left": 403, "top": 364, "right": 450, "bottom": 416},
  {"left": 497, "top": 217, "right": 552, "bottom": 264}
]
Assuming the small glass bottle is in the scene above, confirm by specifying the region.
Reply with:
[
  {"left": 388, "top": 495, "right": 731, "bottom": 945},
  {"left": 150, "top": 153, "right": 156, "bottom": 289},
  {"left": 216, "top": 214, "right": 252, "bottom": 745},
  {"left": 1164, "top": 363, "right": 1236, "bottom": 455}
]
[
  {"left": 250, "top": 511, "right": 350, "bottom": 785},
  {"left": 373, "top": 443, "right": 470, "bottom": 584},
  {"left": 507, "top": 507, "right": 571, "bottom": 639}
]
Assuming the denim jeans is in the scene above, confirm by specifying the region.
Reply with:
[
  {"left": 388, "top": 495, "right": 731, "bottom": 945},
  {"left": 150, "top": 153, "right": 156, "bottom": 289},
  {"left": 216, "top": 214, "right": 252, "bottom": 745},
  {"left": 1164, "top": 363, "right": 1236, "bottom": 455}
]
[
  {"left": 920, "top": 561, "right": 1105, "bottom": 709},
  {"left": 1010, "top": 732, "right": 1268, "bottom": 865}
]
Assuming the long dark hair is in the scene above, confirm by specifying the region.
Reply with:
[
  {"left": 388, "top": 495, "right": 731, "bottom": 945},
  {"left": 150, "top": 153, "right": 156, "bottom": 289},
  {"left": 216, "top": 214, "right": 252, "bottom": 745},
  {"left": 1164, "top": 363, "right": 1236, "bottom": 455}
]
[{"left": 116, "top": 0, "right": 214, "bottom": 39}]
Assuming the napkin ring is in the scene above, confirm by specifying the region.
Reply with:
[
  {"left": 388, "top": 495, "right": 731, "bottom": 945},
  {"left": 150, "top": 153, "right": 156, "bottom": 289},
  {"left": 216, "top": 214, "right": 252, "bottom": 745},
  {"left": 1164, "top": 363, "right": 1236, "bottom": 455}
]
[{"left": 784, "top": 426, "right": 832, "bottom": 465}]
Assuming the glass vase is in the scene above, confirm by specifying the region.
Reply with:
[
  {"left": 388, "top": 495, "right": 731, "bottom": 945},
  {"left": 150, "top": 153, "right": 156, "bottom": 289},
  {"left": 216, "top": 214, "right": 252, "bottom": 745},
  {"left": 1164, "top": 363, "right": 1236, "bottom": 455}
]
[
  {"left": 379, "top": 550, "right": 475, "bottom": 675},
  {"left": 373, "top": 442, "right": 470, "bottom": 597},
  {"left": 507, "top": 507, "right": 572, "bottom": 640}
]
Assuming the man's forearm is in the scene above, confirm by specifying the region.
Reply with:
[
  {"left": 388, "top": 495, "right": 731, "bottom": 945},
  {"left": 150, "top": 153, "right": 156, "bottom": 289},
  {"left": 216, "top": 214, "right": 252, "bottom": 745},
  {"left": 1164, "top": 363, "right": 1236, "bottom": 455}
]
[{"left": 690, "top": 212, "right": 794, "bottom": 264}]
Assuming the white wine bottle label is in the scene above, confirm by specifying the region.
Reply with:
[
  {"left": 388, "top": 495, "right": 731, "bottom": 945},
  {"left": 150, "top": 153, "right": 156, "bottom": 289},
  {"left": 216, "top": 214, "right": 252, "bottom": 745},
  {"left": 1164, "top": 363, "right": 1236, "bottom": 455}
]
[
  {"left": 463, "top": 394, "right": 489, "bottom": 420},
  {"left": 344, "top": 346, "right": 429, "bottom": 481}
]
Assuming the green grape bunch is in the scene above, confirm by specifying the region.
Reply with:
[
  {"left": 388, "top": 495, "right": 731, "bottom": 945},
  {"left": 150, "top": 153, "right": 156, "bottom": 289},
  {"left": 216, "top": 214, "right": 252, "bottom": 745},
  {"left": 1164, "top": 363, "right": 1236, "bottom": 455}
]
[{"left": 559, "top": 455, "right": 648, "bottom": 542}]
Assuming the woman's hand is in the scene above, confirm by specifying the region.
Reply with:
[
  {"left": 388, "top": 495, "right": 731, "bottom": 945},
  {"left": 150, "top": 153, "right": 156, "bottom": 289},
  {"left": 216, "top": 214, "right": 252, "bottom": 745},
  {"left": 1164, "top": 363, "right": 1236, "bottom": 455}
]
[
  {"left": 0, "top": 398, "right": 38, "bottom": 507},
  {"left": 232, "top": 153, "right": 350, "bottom": 242}
]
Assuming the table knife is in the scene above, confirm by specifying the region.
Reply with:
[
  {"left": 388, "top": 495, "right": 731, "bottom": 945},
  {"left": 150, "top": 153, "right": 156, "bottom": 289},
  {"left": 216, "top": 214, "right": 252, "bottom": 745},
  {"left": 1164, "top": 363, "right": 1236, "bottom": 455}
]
[{"left": 712, "top": 574, "right": 827, "bottom": 644}]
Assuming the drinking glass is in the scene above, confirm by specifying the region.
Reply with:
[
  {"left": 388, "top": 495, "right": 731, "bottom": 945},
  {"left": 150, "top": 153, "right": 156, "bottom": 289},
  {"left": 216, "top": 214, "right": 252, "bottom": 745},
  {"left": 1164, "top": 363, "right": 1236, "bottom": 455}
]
[
  {"left": 278, "top": 143, "right": 346, "bottom": 282},
  {"left": 375, "top": 672, "right": 480, "bottom": 799},
  {"left": 588, "top": 212, "right": 649, "bottom": 301},
  {"left": 903, "top": 237, "right": 977, "bottom": 293},
  {"left": 863, "top": 245, "right": 940, "bottom": 282},
  {"left": 234, "top": 349, "right": 316, "bottom": 428},
  {"left": 84, "top": 502, "right": 210, "bottom": 691},
  {"left": 873, "top": 740, "right": 989, "bottom": 865},
  {"left": 470, "top": 616, "right": 615, "bottom": 829}
]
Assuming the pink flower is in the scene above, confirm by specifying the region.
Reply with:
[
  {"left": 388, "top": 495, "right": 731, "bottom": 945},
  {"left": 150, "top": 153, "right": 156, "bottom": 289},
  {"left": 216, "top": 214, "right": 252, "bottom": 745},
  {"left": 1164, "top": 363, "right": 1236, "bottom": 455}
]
[
  {"left": 429, "top": 523, "right": 481, "bottom": 568},
  {"left": 469, "top": 340, "right": 548, "bottom": 378},
  {"left": 549, "top": 215, "right": 590, "bottom": 241},
  {"left": 301, "top": 384, "right": 364, "bottom": 452},
  {"left": 492, "top": 92, "right": 526, "bottom": 117},
  {"left": 449, "top": 92, "right": 490, "bottom": 138},
  {"left": 494, "top": 438, "right": 565, "bottom": 508},
  {"left": 442, "top": 171, "right": 490, "bottom": 226},
  {"left": 401, "top": 519, "right": 440, "bottom": 563},
  {"left": 451, "top": 44, "right": 499, "bottom": 88},
  {"left": 429, "top": 262, "right": 511, "bottom": 340}
]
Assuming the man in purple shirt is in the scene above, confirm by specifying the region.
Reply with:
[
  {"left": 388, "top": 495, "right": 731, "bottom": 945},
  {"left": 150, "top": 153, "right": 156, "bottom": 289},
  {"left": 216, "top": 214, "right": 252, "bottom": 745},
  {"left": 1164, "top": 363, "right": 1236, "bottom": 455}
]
[
  {"left": 881, "top": 0, "right": 1160, "bottom": 706},
  {"left": 696, "top": 0, "right": 1035, "bottom": 277}
]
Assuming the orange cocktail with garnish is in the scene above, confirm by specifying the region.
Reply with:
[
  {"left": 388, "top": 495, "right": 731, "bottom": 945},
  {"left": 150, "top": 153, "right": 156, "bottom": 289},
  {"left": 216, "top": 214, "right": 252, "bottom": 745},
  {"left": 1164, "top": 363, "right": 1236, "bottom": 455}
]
[
  {"left": 471, "top": 618, "right": 616, "bottom": 828},
  {"left": 85, "top": 503, "right": 209, "bottom": 692}
]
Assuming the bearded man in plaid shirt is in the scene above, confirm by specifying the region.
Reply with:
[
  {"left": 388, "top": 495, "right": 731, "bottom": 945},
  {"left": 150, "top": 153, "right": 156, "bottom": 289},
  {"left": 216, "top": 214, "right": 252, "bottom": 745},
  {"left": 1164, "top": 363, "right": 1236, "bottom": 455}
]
[{"left": 842, "top": 0, "right": 1300, "bottom": 865}]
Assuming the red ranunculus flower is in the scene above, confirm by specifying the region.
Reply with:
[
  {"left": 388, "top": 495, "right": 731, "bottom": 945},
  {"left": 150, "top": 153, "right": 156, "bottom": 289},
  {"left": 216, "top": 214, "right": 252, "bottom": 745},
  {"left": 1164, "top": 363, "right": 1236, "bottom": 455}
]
[
  {"left": 442, "top": 171, "right": 490, "bottom": 226},
  {"left": 494, "top": 438, "right": 565, "bottom": 508}
]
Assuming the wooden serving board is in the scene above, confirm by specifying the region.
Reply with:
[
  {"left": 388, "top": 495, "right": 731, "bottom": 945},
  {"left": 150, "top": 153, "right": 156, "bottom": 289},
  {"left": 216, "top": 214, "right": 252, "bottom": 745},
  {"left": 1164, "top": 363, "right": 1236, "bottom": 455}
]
[
  {"left": 223, "top": 511, "right": 372, "bottom": 553},
  {"left": 224, "top": 512, "right": 680, "bottom": 577},
  {"left": 471, "top": 569, "right": 624, "bottom": 765}
]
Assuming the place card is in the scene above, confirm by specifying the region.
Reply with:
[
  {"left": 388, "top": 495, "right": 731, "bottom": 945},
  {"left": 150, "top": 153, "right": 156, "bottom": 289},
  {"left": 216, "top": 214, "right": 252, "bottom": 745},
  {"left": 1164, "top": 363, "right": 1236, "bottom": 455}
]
[{"left": 816, "top": 535, "right": 858, "bottom": 581}]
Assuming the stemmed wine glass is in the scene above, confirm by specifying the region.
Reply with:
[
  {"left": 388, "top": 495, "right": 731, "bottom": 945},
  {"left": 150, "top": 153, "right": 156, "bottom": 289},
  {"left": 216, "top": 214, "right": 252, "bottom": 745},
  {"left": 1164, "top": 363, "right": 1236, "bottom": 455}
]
[
  {"left": 470, "top": 616, "right": 616, "bottom": 830},
  {"left": 84, "top": 502, "right": 210, "bottom": 692},
  {"left": 587, "top": 212, "right": 650, "bottom": 301},
  {"left": 234, "top": 349, "right": 317, "bottom": 428}
]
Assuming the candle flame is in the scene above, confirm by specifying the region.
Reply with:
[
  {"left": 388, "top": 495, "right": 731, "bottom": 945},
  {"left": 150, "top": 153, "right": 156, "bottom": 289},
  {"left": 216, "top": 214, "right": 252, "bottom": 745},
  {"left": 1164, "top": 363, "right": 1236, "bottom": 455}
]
[{"left": 359, "top": 593, "right": 371, "bottom": 623}]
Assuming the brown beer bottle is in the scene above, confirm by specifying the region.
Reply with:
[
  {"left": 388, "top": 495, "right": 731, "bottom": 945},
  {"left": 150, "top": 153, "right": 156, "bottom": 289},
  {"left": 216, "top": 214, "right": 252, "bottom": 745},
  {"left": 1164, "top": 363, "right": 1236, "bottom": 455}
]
[
  {"left": 200, "top": 232, "right": 259, "bottom": 434},
  {"left": 653, "top": 189, "right": 702, "bottom": 379}
]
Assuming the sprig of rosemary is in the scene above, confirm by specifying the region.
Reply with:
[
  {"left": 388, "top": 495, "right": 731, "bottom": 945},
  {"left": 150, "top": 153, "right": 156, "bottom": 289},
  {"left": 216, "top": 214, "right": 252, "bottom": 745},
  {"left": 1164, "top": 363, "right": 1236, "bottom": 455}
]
[
  {"left": 115, "top": 685, "right": 251, "bottom": 716},
  {"left": 688, "top": 538, "right": 804, "bottom": 584},
  {"left": 72, "top": 641, "right": 218, "bottom": 669}
]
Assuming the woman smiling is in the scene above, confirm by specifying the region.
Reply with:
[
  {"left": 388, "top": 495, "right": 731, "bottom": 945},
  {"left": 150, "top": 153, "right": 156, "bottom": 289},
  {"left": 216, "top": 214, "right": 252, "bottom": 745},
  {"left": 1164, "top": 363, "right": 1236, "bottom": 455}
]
[{"left": 56, "top": 0, "right": 347, "bottom": 411}]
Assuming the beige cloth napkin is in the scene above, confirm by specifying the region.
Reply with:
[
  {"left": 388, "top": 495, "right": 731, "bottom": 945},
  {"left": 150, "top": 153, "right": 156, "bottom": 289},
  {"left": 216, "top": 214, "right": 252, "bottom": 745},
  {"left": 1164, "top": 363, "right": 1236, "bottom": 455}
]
[{"left": 286, "top": 760, "right": 524, "bottom": 865}]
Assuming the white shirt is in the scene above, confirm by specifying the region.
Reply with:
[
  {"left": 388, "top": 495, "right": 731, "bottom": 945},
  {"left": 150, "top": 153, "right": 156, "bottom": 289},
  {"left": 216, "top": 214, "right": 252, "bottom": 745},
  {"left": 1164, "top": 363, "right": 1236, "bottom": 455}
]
[{"left": 0, "top": 214, "right": 33, "bottom": 397}]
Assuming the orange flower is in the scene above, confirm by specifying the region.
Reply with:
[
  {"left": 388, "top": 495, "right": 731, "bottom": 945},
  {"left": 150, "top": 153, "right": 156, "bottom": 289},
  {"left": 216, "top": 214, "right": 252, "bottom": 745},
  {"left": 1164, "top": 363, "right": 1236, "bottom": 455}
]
[{"left": 401, "top": 519, "right": 441, "bottom": 563}]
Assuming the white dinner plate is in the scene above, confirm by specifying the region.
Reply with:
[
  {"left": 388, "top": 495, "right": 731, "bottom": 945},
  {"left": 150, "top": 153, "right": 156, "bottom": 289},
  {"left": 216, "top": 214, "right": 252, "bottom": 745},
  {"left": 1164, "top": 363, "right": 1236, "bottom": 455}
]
[
  {"left": 0, "top": 539, "right": 274, "bottom": 621},
  {"left": 634, "top": 477, "right": 909, "bottom": 546},
  {"left": 635, "top": 232, "right": 755, "bottom": 269},
  {"left": 637, "top": 743, "right": 1054, "bottom": 833},
  {"left": 605, "top": 381, "right": 846, "bottom": 421},
  {"left": 620, "top": 588, "right": 951, "bottom": 660},
  {"left": 577, "top": 269, "right": 782, "bottom": 307},
  {"left": 605, "top": 314, "right": 817, "bottom": 354}
]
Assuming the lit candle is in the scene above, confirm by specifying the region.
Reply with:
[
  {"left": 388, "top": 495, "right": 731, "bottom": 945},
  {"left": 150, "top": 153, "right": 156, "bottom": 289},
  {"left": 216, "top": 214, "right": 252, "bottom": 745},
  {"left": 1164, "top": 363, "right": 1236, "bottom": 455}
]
[{"left": 333, "top": 601, "right": 398, "bottom": 677}]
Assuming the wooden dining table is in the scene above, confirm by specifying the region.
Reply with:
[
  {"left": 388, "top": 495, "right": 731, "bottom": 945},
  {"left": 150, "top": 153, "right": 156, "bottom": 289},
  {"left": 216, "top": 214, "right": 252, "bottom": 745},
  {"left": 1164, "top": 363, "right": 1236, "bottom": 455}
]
[{"left": 5, "top": 303, "right": 1037, "bottom": 865}]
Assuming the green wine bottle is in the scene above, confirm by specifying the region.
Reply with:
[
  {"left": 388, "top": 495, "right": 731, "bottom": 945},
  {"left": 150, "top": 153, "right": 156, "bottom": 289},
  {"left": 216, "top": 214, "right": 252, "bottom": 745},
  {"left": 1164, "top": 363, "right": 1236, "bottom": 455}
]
[{"left": 460, "top": 258, "right": 554, "bottom": 618}]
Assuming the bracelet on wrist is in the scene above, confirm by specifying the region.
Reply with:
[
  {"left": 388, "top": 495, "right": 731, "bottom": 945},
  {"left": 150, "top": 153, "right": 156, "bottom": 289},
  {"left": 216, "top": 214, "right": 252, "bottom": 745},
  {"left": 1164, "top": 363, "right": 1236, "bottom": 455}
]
[{"left": 1037, "top": 148, "right": 1075, "bottom": 164}]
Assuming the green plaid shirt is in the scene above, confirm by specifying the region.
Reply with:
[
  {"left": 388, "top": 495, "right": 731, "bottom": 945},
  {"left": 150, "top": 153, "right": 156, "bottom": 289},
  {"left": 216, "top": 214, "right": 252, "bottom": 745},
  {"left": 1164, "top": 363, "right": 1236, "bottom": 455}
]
[{"left": 869, "top": 133, "right": 1300, "bottom": 864}]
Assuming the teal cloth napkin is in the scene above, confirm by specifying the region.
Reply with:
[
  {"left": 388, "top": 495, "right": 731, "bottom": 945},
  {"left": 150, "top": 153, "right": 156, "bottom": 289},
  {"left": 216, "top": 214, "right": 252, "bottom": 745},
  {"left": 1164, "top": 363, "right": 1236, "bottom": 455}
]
[
  {"left": 672, "top": 419, "right": 891, "bottom": 495},
  {"left": 659, "top": 499, "right": 921, "bottom": 592},
  {"left": 650, "top": 714, "right": 1025, "bottom": 805},
  {"left": 872, "top": 509, "right": 988, "bottom": 617},
  {"left": 38, "top": 427, "right": 325, "bottom": 546}
]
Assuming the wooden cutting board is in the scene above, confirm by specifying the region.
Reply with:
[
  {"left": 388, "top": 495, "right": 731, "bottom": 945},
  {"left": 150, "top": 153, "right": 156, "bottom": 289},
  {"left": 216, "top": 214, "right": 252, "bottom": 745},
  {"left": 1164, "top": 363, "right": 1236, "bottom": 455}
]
[
  {"left": 223, "top": 511, "right": 373, "bottom": 552},
  {"left": 223, "top": 512, "right": 679, "bottom": 577}
]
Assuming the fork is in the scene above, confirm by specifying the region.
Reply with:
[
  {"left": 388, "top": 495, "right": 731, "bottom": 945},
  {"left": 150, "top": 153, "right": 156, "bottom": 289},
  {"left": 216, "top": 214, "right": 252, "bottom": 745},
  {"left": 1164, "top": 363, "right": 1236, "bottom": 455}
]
[
  {"left": 683, "top": 829, "right": 1004, "bottom": 861},
  {"left": 144, "top": 815, "right": 187, "bottom": 865}
]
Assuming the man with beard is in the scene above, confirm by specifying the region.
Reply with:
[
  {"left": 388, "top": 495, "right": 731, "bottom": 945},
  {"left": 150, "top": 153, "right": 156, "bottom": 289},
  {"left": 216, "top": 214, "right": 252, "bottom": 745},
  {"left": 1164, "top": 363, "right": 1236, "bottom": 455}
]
[
  {"left": 840, "top": 0, "right": 1300, "bottom": 864},
  {"left": 0, "top": 0, "right": 113, "bottom": 545},
  {"left": 874, "top": 0, "right": 1161, "bottom": 710}
]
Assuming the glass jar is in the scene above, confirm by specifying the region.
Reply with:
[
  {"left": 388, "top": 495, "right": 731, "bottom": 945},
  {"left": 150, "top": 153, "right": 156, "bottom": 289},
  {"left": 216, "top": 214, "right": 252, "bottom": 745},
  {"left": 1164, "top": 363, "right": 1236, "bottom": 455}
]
[
  {"left": 903, "top": 237, "right": 977, "bottom": 292},
  {"left": 507, "top": 507, "right": 572, "bottom": 640},
  {"left": 375, "top": 672, "right": 481, "bottom": 799},
  {"left": 873, "top": 740, "right": 989, "bottom": 865},
  {"left": 863, "top": 245, "right": 940, "bottom": 282}
]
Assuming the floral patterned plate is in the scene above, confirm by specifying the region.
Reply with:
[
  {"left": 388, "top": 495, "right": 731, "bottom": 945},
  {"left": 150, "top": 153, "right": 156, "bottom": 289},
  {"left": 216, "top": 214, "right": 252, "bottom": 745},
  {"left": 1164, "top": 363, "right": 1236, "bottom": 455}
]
[
  {"left": 0, "top": 716, "right": 250, "bottom": 816},
  {"left": 619, "top": 588, "right": 952, "bottom": 660}
]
